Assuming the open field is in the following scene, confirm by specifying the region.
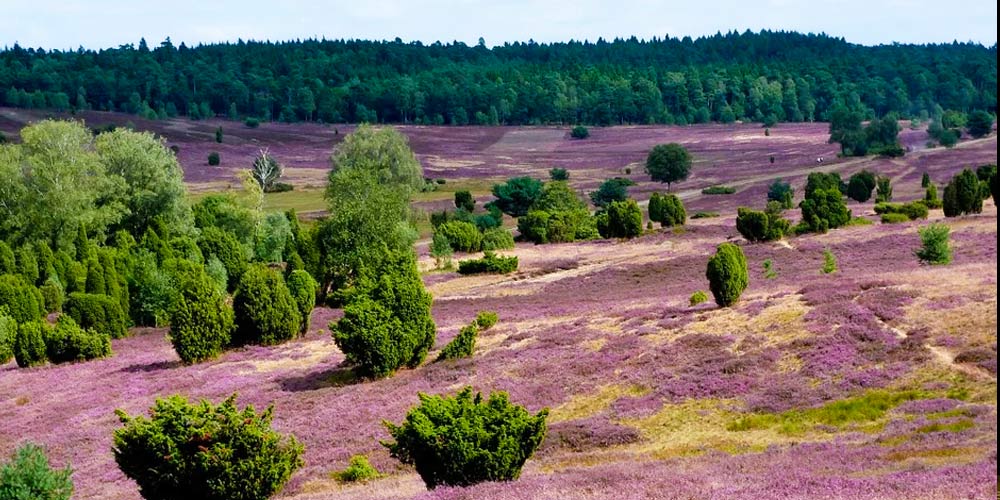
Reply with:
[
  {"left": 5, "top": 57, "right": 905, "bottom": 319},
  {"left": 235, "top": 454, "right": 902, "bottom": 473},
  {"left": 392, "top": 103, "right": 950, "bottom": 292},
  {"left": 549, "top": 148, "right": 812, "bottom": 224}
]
[{"left": 0, "top": 109, "right": 996, "bottom": 499}]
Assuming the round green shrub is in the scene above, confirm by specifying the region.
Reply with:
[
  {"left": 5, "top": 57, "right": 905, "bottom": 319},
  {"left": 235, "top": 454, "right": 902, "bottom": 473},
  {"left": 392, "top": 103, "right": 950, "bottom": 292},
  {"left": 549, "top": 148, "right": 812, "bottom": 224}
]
[
  {"left": 0, "top": 313, "right": 16, "bottom": 365},
  {"left": 943, "top": 168, "right": 984, "bottom": 217},
  {"left": 232, "top": 265, "right": 300, "bottom": 346},
  {"left": 113, "top": 394, "right": 303, "bottom": 500},
  {"left": 285, "top": 270, "right": 317, "bottom": 335},
  {"left": 735, "top": 208, "right": 770, "bottom": 242},
  {"left": 14, "top": 320, "right": 48, "bottom": 368},
  {"left": 475, "top": 311, "right": 499, "bottom": 330},
  {"left": 457, "top": 252, "right": 519, "bottom": 275},
  {"left": 15, "top": 247, "right": 39, "bottom": 286},
  {"left": 706, "top": 243, "right": 749, "bottom": 307},
  {"left": 64, "top": 293, "right": 129, "bottom": 339},
  {"left": 43, "top": 315, "right": 112, "bottom": 364},
  {"left": 383, "top": 387, "right": 548, "bottom": 489},
  {"left": 846, "top": 171, "right": 875, "bottom": 202},
  {"left": 333, "top": 455, "right": 380, "bottom": 483},
  {"left": 0, "top": 242, "right": 14, "bottom": 275},
  {"left": 648, "top": 193, "right": 686, "bottom": 227},
  {"left": 597, "top": 199, "right": 643, "bottom": 239},
  {"left": 454, "top": 190, "right": 475, "bottom": 212},
  {"left": 481, "top": 228, "right": 515, "bottom": 251},
  {"left": 689, "top": 290, "right": 709, "bottom": 306},
  {"left": 168, "top": 265, "right": 234, "bottom": 364},
  {"left": 207, "top": 151, "right": 220, "bottom": 166},
  {"left": 332, "top": 253, "right": 435, "bottom": 378},
  {"left": 0, "top": 443, "right": 74, "bottom": 500},
  {"left": 799, "top": 188, "right": 850, "bottom": 233},
  {"left": 0, "top": 274, "right": 44, "bottom": 323},
  {"left": 570, "top": 125, "right": 589, "bottom": 139},
  {"left": 435, "top": 221, "right": 482, "bottom": 253}
]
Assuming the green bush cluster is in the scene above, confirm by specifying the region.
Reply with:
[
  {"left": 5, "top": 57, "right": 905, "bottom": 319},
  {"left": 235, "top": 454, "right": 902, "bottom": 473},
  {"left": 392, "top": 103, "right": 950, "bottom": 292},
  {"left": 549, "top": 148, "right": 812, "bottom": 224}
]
[
  {"left": 767, "top": 179, "right": 794, "bottom": 209},
  {"left": 701, "top": 185, "right": 736, "bottom": 195},
  {"left": 13, "top": 321, "right": 48, "bottom": 368},
  {"left": 706, "top": 243, "right": 748, "bottom": 307},
  {"left": 113, "top": 394, "right": 303, "bottom": 500},
  {"left": 880, "top": 213, "right": 909, "bottom": 224},
  {"left": 0, "top": 313, "right": 15, "bottom": 364},
  {"left": 437, "top": 323, "right": 479, "bottom": 361},
  {"left": 799, "top": 173, "right": 851, "bottom": 233},
  {"left": 332, "top": 253, "right": 436, "bottom": 378},
  {"left": 0, "top": 443, "right": 74, "bottom": 500},
  {"left": 481, "top": 228, "right": 515, "bottom": 251},
  {"left": 43, "top": 316, "right": 111, "bottom": 364},
  {"left": 596, "top": 199, "right": 643, "bottom": 239},
  {"left": 590, "top": 178, "right": 635, "bottom": 207},
  {"left": 285, "top": 270, "right": 318, "bottom": 334},
  {"left": 64, "top": 293, "right": 128, "bottom": 339},
  {"left": 648, "top": 193, "right": 686, "bottom": 227},
  {"left": 943, "top": 168, "right": 984, "bottom": 217},
  {"left": 874, "top": 201, "right": 929, "bottom": 221},
  {"left": 735, "top": 206, "right": 789, "bottom": 242},
  {"left": 846, "top": 170, "right": 876, "bottom": 202},
  {"left": 232, "top": 265, "right": 301, "bottom": 346},
  {"left": 383, "top": 387, "right": 548, "bottom": 489},
  {"left": 0, "top": 274, "right": 44, "bottom": 324},
  {"left": 457, "top": 252, "right": 519, "bottom": 275},
  {"left": 435, "top": 221, "right": 483, "bottom": 253},
  {"left": 570, "top": 125, "right": 589, "bottom": 139},
  {"left": 689, "top": 290, "right": 709, "bottom": 306}
]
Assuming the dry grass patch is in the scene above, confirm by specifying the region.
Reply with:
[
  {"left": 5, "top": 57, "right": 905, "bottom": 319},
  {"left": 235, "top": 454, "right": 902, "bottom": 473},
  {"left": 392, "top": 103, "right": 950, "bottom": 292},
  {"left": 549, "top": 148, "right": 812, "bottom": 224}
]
[
  {"left": 550, "top": 384, "right": 649, "bottom": 423},
  {"left": 238, "top": 340, "right": 342, "bottom": 374}
]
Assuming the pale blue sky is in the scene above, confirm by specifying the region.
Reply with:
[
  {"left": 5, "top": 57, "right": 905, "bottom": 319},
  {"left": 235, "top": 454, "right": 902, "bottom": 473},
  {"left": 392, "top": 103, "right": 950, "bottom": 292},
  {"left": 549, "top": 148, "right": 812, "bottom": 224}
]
[{"left": 1, "top": 0, "right": 996, "bottom": 50}]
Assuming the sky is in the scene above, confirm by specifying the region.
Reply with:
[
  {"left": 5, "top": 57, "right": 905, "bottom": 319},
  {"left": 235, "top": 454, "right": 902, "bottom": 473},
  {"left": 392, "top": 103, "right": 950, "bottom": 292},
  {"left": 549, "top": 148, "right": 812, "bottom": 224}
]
[{"left": 1, "top": 0, "right": 996, "bottom": 50}]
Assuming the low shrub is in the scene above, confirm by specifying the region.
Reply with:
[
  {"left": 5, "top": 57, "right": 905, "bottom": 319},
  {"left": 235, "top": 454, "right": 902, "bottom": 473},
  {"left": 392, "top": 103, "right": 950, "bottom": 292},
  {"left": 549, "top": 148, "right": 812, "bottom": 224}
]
[
  {"left": 113, "top": 394, "right": 304, "bottom": 500},
  {"left": 735, "top": 207, "right": 789, "bottom": 242},
  {"left": 689, "top": 290, "right": 708, "bottom": 306},
  {"left": 435, "top": 221, "right": 482, "bottom": 253},
  {"left": 207, "top": 151, "right": 220, "bottom": 166},
  {"left": 691, "top": 211, "right": 719, "bottom": 219},
  {"left": 481, "top": 228, "right": 515, "bottom": 251},
  {"left": 232, "top": 265, "right": 301, "bottom": 346},
  {"left": 244, "top": 117, "right": 260, "bottom": 128},
  {"left": 332, "top": 455, "right": 380, "bottom": 483},
  {"left": 822, "top": 249, "right": 838, "bottom": 274},
  {"left": 648, "top": 193, "right": 686, "bottom": 227},
  {"left": 457, "top": 252, "right": 518, "bottom": 275},
  {"left": 701, "top": 185, "right": 736, "bottom": 195},
  {"left": 0, "top": 443, "right": 74, "bottom": 500},
  {"left": 570, "top": 125, "right": 589, "bottom": 139},
  {"left": 596, "top": 199, "right": 643, "bottom": 239},
  {"left": 44, "top": 315, "right": 111, "bottom": 364},
  {"left": 549, "top": 168, "right": 569, "bottom": 181},
  {"left": 915, "top": 224, "right": 951, "bottom": 265},
  {"left": 437, "top": 323, "right": 478, "bottom": 361},
  {"left": 880, "top": 213, "right": 909, "bottom": 224},
  {"left": 874, "top": 201, "right": 929, "bottom": 221},
  {"left": 265, "top": 182, "right": 294, "bottom": 193},
  {"left": 0, "top": 274, "right": 44, "bottom": 324},
  {"left": 762, "top": 259, "right": 777, "bottom": 279},
  {"left": 383, "top": 387, "right": 548, "bottom": 488},
  {"left": 706, "top": 243, "right": 748, "bottom": 307},
  {"left": 475, "top": 311, "right": 499, "bottom": 330},
  {"left": 429, "top": 233, "right": 453, "bottom": 270},
  {"left": 14, "top": 320, "right": 48, "bottom": 368},
  {"left": 64, "top": 293, "right": 128, "bottom": 339},
  {"left": 454, "top": 190, "right": 475, "bottom": 212}
]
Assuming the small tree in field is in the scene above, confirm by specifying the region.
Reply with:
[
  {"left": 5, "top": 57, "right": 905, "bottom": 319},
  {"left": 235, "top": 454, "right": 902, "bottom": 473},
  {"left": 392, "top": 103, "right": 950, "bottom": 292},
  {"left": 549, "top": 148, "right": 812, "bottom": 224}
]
[
  {"left": 548, "top": 168, "right": 569, "bottom": 181},
  {"left": 169, "top": 264, "right": 233, "bottom": 364},
  {"left": 705, "top": 243, "right": 748, "bottom": 307},
  {"left": 0, "top": 443, "right": 74, "bottom": 500},
  {"left": 822, "top": 249, "right": 838, "bottom": 274},
  {"left": 250, "top": 148, "right": 283, "bottom": 192},
  {"left": 915, "top": 224, "right": 951, "bottom": 265},
  {"left": 232, "top": 264, "right": 300, "bottom": 346},
  {"left": 454, "top": 190, "right": 475, "bottom": 212},
  {"left": 942, "top": 169, "right": 983, "bottom": 216},
  {"left": 570, "top": 125, "right": 589, "bottom": 139},
  {"left": 648, "top": 193, "right": 686, "bottom": 227},
  {"left": 207, "top": 151, "right": 220, "bottom": 166},
  {"left": 767, "top": 179, "right": 794, "bottom": 209},
  {"left": 875, "top": 175, "right": 893, "bottom": 203},
  {"left": 113, "top": 394, "right": 303, "bottom": 500},
  {"left": 383, "top": 387, "right": 548, "bottom": 489},
  {"left": 596, "top": 199, "right": 642, "bottom": 239},
  {"left": 921, "top": 172, "right": 931, "bottom": 188},
  {"left": 645, "top": 143, "right": 691, "bottom": 190}
]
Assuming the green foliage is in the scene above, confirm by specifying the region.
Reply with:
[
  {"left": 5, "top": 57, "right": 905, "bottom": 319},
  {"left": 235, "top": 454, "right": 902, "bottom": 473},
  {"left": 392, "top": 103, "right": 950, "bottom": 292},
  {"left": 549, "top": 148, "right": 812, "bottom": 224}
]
[
  {"left": 437, "top": 323, "right": 479, "bottom": 361},
  {"left": 846, "top": 171, "right": 875, "bottom": 202},
  {"left": 966, "top": 110, "right": 994, "bottom": 138},
  {"left": 383, "top": 387, "right": 548, "bottom": 489},
  {"left": 429, "top": 232, "right": 453, "bottom": 270},
  {"left": 0, "top": 243, "right": 14, "bottom": 275},
  {"left": 435, "top": 221, "right": 482, "bottom": 253},
  {"left": 198, "top": 227, "right": 249, "bottom": 292},
  {"left": 491, "top": 177, "right": 544, "bottom": 217},
  {"left": 596, "top": 199, "right": 643, "bottom": 239},
  {"left": 204, "top": 256, "right": 228, "bottom": 294},
  {"left": 232, "top": 264, "right": 300, "bottom": 346},
  {"left": 0, "top": 274, "right": 44, "bottom": 323},
  {"left": 331, "top": 124, "right": 424, "bottom": 193},
  {"left": 64, "top": 293, "right": 128, "bottom": 339},
  {"left": 192, "top": 194, "right": 256, "bottom": 245},
  {"left": 570, "top": 125, "right": 589, "bottom": 139},
  {"left": 822, "top": 249, "right": 838, "bottom": 274},
  {"left": 168, "top": 264, "right": 233, "bottom": 364},
  {"left": 590, "top": 178, "right": 634, "bottom": 207},
  {"left": 0, "top": 313, "right": 15, "bottom": 365},
  {"left": 921, "top": 172, "right": 931, "bottom": 188},
  {"left": 875, "top": 175, "right": 893, "bottom": 203},
  {"left": 689, "top": 290, "right": 708, "bottom": 306},
  {"left": 735, "top": 207, "right": 788, "bottom": 242},
  {"left": 332, "top": 455, "right": 380, "bottom": 483},
  {"left": 915, "top": 224, "right": 951, "bottom": 265},
  {"left": 728, "top": 389, "right": 926, "bottom": 435},
  {"left": 84, "top": 259, "right": 106, "bottom": 295},
  {"left": 705, "top": 243, "right": 749, "bottom": 307},
  {"left": 207, "top": 151, "right": 220, "bottom": 166},
  {"left": 475, "top": 311, "right": 499, "bottom": 330},
  {"left": 481, "top": 228, "right": 515, "bottom": 251},
  {"left": 214, "top": 126, "right": 223, "bottom": 143},
  {"left": 244, "top": 117, "right": 260, "bottom": 128},
  {"left": 701, "top": 185, "right": 736, "bottom": 195},
  {"left": 457, "top": 251, "right": 519, "bottom": 275},
  {"left": 43, "top": 315, "right": 111, "bottom": 364},
  {"left": 254, "top": 212, "right": 292, "bottom": 263},
  {"left": 799, "top": 187, "right": 850, "bottom": 233},
  {"left": 767, "top": 180, "right": 794, "bottom": 209},
  {"left": 453, "top": 190, "right": 475, "bottom": 212},
  {"left": 113, "top": 394, "right": 304, "bottom": 500},
  {"left": 942, "top": 169, "right": 983, "bottom": 217},
  {"left": 125, "top": 250, "right": 174, "bottom": 327},
  {"left": 645, "top": 143, "right": 691, "bottom": 189},
  {"left": 691, "top": 211, "right": 719, "bottom": 219},
  {"left": 804, "top": 172, "right": 844, "bottom": 199},
  {"left": 14, "top": 248, "right": 38, "bottom": 286},
  {"left": 286, "top": 270, "right": 317, "bottom": 335},
  {"left": 648, "top": 193, "right": 686, "bottom": 227},
  {"left": 924, "top": 183, "right": 941, "bottom": 208},
  {"left": 548, "top": 168, "right": 569, "bottom": 181},
  {"left": 332, "top": 252, "right": 436, "bottom": 378},
  {"left": 0, "top": 443, "right": 73, "bottom": 500},
  {"left": 762, "top": 259, "right": 777, "bottom": 279},
  {"left": 880, "top": 213, "right": 909, "bottom": 224},
  {"left": 14, "top": 321, "right": 48, "bottom": 368}
]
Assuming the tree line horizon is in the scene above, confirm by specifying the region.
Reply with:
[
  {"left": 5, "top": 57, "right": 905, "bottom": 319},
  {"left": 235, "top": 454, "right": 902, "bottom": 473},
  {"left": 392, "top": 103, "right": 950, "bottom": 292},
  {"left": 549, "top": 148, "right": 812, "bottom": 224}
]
[{"left": 0, "top": 30, "right": 995, "bottom": 126}]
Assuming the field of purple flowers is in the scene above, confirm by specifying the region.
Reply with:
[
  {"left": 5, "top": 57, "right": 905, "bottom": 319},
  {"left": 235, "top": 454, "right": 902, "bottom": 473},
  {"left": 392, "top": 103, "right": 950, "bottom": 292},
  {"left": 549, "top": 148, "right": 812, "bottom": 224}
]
[{"left": 0, "top": 108, "right": 996, "bottom": 499}]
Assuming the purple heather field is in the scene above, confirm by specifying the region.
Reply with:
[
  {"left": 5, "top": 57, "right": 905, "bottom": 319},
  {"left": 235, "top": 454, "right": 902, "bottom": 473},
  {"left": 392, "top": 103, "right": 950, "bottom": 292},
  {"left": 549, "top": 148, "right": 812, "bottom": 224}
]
[{"left": 0, "top": 108, "right": 997, "bottom": 499}]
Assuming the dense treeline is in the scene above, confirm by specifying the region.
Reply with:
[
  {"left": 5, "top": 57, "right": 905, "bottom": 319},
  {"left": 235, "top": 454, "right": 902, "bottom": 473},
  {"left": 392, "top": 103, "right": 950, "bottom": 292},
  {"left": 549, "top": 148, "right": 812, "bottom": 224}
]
[{"left": 1, "top": 31, "right": 995, "bottom": 125}]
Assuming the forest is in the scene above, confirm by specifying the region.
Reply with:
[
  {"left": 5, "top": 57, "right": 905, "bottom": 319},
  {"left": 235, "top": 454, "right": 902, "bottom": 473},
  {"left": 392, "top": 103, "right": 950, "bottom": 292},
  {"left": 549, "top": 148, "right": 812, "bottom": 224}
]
[{"left": 0, "top": 30, "right": 996, "bottom": 126}]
